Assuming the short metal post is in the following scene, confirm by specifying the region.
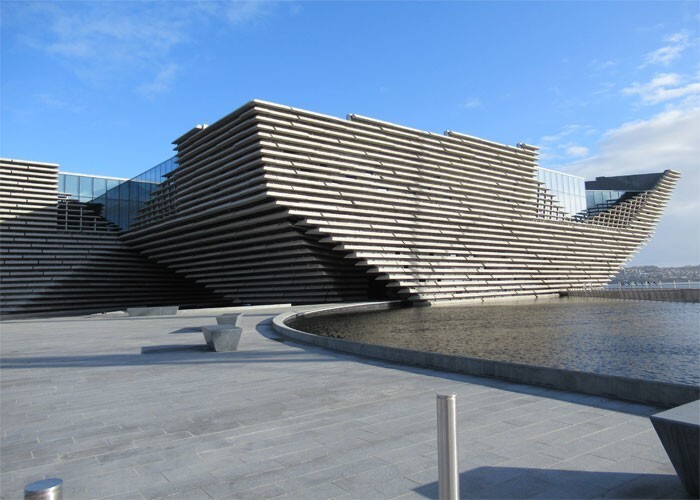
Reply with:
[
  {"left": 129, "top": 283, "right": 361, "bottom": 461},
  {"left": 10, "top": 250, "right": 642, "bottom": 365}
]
[
  {"left": 437, "top": 394, "right": 459, "bottom": 500},
  {"left": 24, "top": 478, "right": 62, "bottom": 500}
]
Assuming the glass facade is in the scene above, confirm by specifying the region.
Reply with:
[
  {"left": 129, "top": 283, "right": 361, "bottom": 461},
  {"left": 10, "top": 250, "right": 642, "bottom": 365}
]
[
  {"left": 586, "top": 190, "right": 627, "bottom": 210},
  {"left": 58, "top": 157, "right": 178, "bottom": 230},
  {"left": 58, "top": 173, "right": 125, "bottom": 203},
  {"left": 536, "top": 167, "right": 586, "bottom": 216}
]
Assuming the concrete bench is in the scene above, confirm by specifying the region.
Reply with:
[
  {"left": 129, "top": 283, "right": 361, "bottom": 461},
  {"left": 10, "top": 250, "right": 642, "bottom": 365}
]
[
  {"left": 216, "top": 313, "right": 244, "bottom": 327},
  {"left": 201, "top": 325, "right": 242, "bottom": 352},
  {"left": 650, "top": 399, "right": 699, "bottom": 497}
]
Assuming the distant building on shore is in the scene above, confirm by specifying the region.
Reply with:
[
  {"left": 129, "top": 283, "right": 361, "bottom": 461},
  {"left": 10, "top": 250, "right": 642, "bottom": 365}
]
[
  {"left": 0, "top": 100, "right": 680, "bottom": 316},
  {"left": 613, "top": 265, "right": 700, "bottom": 284}
]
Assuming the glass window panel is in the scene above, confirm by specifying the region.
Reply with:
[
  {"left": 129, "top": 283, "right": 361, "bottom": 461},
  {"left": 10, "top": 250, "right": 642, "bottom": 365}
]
[
  {"left": 121, "top": 201, "right": 129, "bottom": 228},
  {"left": 130, "top": 200, "right": 141, "bottom": 227},
  {"left": 93, "top": 178, "right": 107, "bottom": 198},
  {"left": 64, "top": 175, "right": 79, "bottom": 197},
  {"left": 130, "top": 180, "right": 141, "bottom": 201},
  {"left": 58, "top": 175, "right": 65, "bottom": 194},
  {"left": 79, "top": 176, "right": 93, "bottom": 199},
  {"left": 104, "top": 202, "right": 116, "bottom": 224}
]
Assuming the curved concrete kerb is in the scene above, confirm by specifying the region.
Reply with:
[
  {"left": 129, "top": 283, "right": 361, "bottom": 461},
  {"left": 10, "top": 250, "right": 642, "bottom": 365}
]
[{"left": 272, "top": 302, "right": 700, "bottom": 408}]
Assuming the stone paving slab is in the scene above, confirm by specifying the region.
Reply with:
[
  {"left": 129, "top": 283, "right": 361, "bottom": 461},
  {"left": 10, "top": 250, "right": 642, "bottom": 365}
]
[{"left": 0, "top": 306, "right": 690, "bottom": 499}]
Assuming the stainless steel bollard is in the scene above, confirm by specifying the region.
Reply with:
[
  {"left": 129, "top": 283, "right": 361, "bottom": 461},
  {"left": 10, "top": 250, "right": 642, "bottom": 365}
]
[
  {"left": 24, "top": 478, "right": 62, "bottom": 500},
  {"left": 437, "top": 394, "right": 459, "bottom": 500}
]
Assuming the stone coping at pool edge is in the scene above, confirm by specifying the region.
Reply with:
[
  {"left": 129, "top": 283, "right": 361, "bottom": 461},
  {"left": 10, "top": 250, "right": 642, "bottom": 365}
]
[{"left": 272, "top": 301, "right": 699, "bottom": 409}]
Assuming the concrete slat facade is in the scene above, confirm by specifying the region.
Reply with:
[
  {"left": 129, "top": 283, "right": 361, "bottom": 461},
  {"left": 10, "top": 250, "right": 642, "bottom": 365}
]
[
  {"left": 0, "top": 101, "right": 679, "bottom": 314},
  {"left": 125, "top": 100, "right": 678, "bottom": 305},
  {"left": 0, "top": 158, "right": 224, "bottom": 316}
]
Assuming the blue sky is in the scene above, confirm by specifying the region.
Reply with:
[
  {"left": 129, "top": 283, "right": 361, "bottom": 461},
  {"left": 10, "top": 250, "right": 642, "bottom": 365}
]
[{"left": 2, "top": 1, "right": 699, "bottom": 266}]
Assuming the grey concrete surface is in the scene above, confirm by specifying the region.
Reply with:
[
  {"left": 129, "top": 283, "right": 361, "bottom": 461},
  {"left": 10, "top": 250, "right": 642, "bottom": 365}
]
[
  {"left": 651, "top": 400, "right": 699, "bottom": 497},
  {"left": 0, "top": 306, "right": 691, "bottom": 499}
]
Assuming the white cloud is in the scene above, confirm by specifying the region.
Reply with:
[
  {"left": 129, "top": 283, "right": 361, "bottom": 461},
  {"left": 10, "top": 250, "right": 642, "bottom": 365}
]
[
  {"left": 539, "top": 125, "right": 596, "bottom": 163},
  {"left": 460, "top": 97, "right": 482, "bottom": 109},
  {"left": 39, "top": 3, "right": 185, "bottom": 63},
  {"left": 641, "top": 30, "right": 692, "bottom": 67},
  {"left": 564, "top": 108, "right": 699, "bottom": 182},
  {"left": 561, "top": 107, "right": 700, "bottom": 266},
  {"left": 11, "top": 1, "right": 272, "bottom": 95},
  {"left": 137, "top": 64, "right": 181, "bottom": 98},
  {"left": 223, "top": 1, "right": 270, "bottom": 25},
  {"left": 589, "top": 59, "right": 616, "bottom": 72},
  {"left": 541, "top": 124, "right": 582, "bottom": 143},
  {"left": 623, "top": 73, "right": 700, "bottom": 105},
  {"left": 36, "top": 93, "right": 86, "bottom": 113},
  {"left": 565, "top": 145, "right": 589, "bottom": 157}
]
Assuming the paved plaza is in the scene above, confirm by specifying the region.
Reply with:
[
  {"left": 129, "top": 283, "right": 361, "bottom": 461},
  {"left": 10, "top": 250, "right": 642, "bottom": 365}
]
[{"left": 0, "top": 306, "right": 690, "bottom": 499}]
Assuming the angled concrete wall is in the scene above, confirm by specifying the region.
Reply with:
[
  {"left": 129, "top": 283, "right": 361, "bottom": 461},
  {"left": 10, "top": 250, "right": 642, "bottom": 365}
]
[
  {"left": 125, "top": 101, "right": 679, "bottom": 305},
  {"left": 0, "top": 158, "right": 223, "bottom": 317},
  {"left": 0, "top": 101, "right": 680, "bottom": 313},
  {"left": 122, "top": 105, "right": 390, "bottom": 305}
]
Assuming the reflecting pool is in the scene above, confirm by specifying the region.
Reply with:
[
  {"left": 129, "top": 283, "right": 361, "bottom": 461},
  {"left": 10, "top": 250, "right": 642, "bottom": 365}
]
[{"left": 289, "top": 297, "right": 700, "bottom": 385}]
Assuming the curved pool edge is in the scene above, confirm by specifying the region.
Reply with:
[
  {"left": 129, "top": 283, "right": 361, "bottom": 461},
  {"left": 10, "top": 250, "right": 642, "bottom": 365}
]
[{"left": 272, "top": 302, "right": 700, "bottom": 409}]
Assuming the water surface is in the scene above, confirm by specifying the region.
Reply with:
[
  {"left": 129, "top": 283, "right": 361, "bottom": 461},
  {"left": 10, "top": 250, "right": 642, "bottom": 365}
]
[{"left": 289, "top": 297, "right": 700, "bottom": 385}]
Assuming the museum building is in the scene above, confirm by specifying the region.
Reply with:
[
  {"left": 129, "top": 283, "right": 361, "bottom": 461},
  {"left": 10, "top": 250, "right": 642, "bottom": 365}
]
[{"left": 0, "top": 100, "right": 679, "bottom": 316}]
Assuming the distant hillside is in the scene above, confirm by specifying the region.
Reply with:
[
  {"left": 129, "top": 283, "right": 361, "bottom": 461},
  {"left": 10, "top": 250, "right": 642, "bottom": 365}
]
[{"left": 612, "top": 265, "right": 700, "bottom": 283}]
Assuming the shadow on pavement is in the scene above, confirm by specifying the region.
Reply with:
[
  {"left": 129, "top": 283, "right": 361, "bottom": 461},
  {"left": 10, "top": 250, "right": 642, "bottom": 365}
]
[
  {"left": 0, "top": 346, "right": 338, "bottom": 368},
  {"left": 413, "top": 466, "right": 688, "bottom": 499}
]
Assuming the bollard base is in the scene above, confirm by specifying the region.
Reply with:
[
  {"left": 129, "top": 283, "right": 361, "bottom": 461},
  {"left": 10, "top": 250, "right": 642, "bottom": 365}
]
[{"left": 24, "top": 478, "right": 63, "bottom": 500}]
